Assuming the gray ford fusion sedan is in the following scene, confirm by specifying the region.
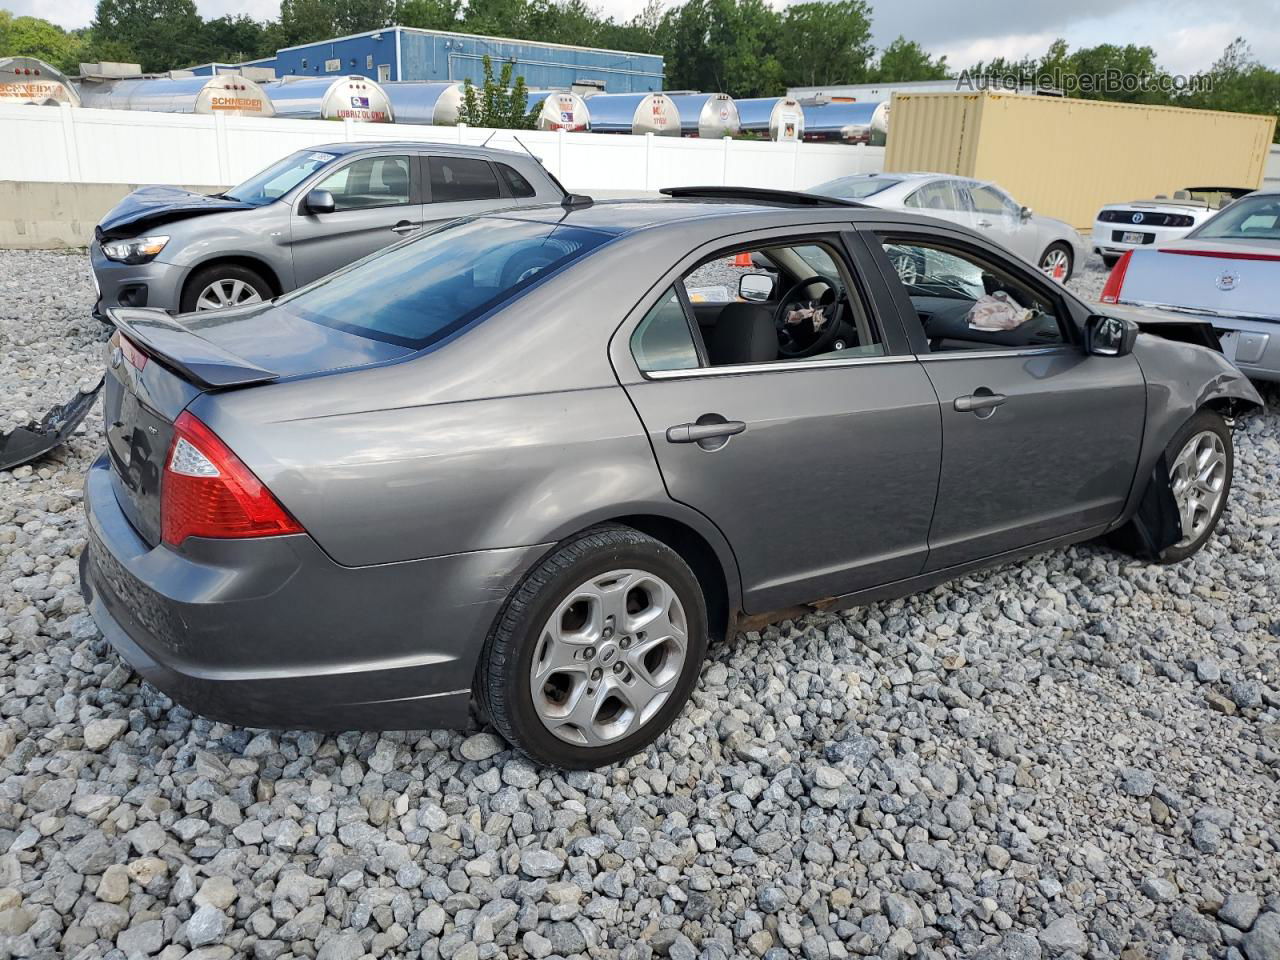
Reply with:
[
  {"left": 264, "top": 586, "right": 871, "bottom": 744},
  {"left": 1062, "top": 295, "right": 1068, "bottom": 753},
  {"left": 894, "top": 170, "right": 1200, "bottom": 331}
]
[
  {"left": 89, "top": 141, "right": 561, "bottom": 316},
  {"left": 81, "top": 187, "right": 1263, "bottom": 768}
]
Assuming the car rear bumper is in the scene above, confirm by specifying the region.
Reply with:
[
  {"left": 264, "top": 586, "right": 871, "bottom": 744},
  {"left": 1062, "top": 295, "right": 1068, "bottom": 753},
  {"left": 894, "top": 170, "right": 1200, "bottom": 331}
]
[
  {"left": 1091, "top": 223, "right": 1190, "bottom": 256},
  {"left": 1213, "top": 317, "right": 1280, "bottom": 383},
  {"left": 81, "top": 452, "right": 547, "bottom": 730},
  {"left": 90, "top": 242, "right": 186, "bottom": 316}
]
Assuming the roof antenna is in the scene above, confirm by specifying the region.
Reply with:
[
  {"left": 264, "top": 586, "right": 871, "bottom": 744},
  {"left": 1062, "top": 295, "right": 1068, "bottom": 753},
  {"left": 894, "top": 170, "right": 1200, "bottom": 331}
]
[
  {"left": 480, "top": 129, "right": 498, "bottom": 148},
  {"left": 512, "top": 134, "right": 593, "bottom": 210}
]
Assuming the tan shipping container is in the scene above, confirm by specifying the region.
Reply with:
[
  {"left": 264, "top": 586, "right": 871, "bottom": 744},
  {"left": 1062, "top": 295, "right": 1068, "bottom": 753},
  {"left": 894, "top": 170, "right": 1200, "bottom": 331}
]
[{"left": 884, "top": 92, "right": 1277, "bottom": 228}]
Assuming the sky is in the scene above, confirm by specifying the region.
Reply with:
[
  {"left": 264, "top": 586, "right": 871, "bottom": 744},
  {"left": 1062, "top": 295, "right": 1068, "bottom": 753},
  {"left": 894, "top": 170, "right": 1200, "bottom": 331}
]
[{"left": 11, "top": 0, "right": 1279, "bottom": 75}]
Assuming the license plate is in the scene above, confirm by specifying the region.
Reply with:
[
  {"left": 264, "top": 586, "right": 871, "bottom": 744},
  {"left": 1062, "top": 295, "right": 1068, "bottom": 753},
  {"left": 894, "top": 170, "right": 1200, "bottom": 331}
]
[{"left": 1122, "top": 231, "right": 1147, "bottom": 244}]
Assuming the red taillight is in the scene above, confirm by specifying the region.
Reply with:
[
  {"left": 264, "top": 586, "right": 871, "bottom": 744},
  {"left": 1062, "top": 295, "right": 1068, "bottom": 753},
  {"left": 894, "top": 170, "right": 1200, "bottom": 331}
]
[
  {"left": 108, "top": 331, "right": 149, "bottom": 371},
  {"left": 161, "top": 412, "right": 303, "bottom": 547},
  {"left": 1100, "top": 250, "right": 1133, "bottom": 304}
]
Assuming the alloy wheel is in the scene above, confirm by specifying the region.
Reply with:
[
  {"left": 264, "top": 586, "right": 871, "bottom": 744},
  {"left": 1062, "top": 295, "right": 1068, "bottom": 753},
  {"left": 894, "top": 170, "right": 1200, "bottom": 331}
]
[
  {"left": 1169, "top": 430, "right": 1228, "bottom": 547},
  {"left": 195, "top": 278, "right": 264, "bottom": 311},
  {"left": 529, "top": 568, "right": 688, "bottom": 748},
  {"left": 1040, "top": 247, "right": 1070, "bottom": 279}
]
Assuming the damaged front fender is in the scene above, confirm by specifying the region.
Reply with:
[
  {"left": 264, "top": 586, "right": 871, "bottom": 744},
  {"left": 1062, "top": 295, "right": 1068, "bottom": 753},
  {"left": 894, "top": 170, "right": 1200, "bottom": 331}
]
[{"left": 1, "top": 378, "right": 104, "bottom": 470}]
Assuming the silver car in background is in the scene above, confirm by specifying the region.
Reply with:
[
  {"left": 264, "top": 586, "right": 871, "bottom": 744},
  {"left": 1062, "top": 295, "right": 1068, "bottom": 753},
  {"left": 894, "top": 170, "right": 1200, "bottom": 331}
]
[
  {"left": 812, "top": 172, "right": 1087, "bottom": 281},
  {"left": 90, "top": 141, "right": 563, "bottom": 316},
  {"left": 1101, "top": 190, "right": 1280, "bottom": 382}
]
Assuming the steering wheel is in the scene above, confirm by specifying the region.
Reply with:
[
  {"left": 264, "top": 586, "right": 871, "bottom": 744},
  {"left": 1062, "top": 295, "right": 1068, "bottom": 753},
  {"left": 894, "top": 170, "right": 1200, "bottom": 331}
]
[{"left": 773, "top": 275, "right": 846, "bottom": 359}]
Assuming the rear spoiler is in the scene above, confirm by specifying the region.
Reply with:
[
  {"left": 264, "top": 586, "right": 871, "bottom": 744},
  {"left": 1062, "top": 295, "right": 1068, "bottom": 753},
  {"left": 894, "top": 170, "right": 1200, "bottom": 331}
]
[{"left": 106, "top": 307, "right": 279, "bottom": 389}]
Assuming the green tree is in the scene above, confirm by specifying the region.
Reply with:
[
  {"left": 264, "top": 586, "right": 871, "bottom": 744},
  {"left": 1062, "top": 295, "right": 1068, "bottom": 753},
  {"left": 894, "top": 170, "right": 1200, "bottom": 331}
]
[
  {"left": 276, "top": 0, "right": 339, "bottom": 47},
  {"left": 459, "top": 53, "right": 535, "bottom": 128},
  {"left": 200, "top": 14, "right": 268, "bottom": 65},
  {"left": 89, "top": 0, "right": 204, "bottom": 71},
  {"left": 396, "top": 0, "right": 463, "bottom": 31},
  {"left": 1184, "top": 39, "right": 1280, "bottom": 140},
  {"left": 0, "top": 14, "right": 85, "bottom": 73},
  {"left": 776, "top": 1, "right": 873, "bottom": 89},
  {"left": 871, "top": 36, "right": 948, "bottom": 83}
]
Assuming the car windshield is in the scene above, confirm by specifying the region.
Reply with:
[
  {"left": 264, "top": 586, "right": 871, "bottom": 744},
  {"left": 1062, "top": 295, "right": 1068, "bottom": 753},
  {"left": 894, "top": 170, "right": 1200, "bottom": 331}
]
[
  {"left": 1193, "top": 195, "right": 1280, "bottom": 241},
  {"left": 278, "top": 217, "right": 613, "bottom": 349},
  {"left": 224, "top": 150, "right": 340, "bottom": 204},
  {"left": 813, "top": 175, "right": 902, "bottom": 200}
]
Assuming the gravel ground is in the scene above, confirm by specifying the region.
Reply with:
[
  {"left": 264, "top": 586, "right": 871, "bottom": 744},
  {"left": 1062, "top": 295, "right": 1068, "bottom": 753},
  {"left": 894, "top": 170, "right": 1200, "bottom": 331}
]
[{"left": 0, "top": 249, "right": 1277, "bottom": 960}]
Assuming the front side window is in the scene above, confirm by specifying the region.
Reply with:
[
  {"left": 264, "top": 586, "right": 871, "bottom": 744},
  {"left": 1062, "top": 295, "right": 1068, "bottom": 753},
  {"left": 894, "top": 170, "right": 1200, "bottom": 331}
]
[
  {"left": 631, "top": 287, "right": 699, "bottom": 372},
  {"left": 279, "top": 218, "right": 611, "bottom": 349},
  {"left": 430, "top": 156, "right": 501, "bottom": 202},
  {"left": 970, "top": 184, "right": 1019, "bottom": 219},
  {"left": 881, "top": 238, "right": 1067, "bottom": 351},
  {"left": 314, "top": 155, "right": 411, "bottom": 211},
  {"left": 225, "top": 149, "right": 337, "bottom": 205}
]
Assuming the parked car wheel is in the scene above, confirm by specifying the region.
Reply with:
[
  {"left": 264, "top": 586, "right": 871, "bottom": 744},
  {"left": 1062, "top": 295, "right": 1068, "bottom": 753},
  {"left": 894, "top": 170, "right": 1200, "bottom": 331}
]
[
  {"left": 1038, "top": 242, "right": 1074, "bottom": 281},
  {"left": 1155, "top": 410, "right": 1233, "bottom": 563},
  {"left": 477, "top": 524, "right": 709, "bottom": 768},
  {"left": 180, "top": 264, "right": 271, "bottom": 313}
]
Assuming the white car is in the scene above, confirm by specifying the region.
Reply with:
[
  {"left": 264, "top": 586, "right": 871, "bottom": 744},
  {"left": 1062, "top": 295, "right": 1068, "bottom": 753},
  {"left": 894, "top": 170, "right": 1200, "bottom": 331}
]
[
  {"left": 811, "top": 172, "right": 1087, "bottom": 281},
  {"left": 1091, "top": 187, "right": 1250, "bottom": 267}
]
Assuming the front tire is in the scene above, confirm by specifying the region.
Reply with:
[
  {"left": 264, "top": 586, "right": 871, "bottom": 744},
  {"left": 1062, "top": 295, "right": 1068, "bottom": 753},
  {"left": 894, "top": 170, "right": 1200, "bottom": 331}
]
[
  {"left": 1156, "top": 411, "right": 1233, "bottom": 563},
  {"left": 1038, "top": 242, "right": 1074, "bottom": 282},
  {"left": 477, "top": 525, "right": 709, "bottom": 769},
  {"left": 180, "top": 263, "right": 271, "bottom": 313}
]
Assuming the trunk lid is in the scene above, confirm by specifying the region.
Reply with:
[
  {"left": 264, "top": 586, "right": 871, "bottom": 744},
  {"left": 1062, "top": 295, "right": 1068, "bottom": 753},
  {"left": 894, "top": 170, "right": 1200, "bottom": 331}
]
[
  {"left": 1119, "top": 242, "right": 1280, "bottom": 321},
  {"left": 103, "top": 306, "right": 413, "bottom": 546},
  {"left": 96, "top": 186, "right": 257, "bottom": 241}
]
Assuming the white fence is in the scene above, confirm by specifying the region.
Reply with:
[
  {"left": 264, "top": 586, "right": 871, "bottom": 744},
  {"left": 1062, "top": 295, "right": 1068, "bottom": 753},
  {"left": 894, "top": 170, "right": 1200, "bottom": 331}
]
[{"left": 0, "top": 103, "right": 885, "bottom": 192}]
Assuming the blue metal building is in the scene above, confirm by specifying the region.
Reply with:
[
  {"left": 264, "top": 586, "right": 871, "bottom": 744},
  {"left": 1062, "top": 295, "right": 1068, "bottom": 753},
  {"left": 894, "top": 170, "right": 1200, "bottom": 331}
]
[
  {"left": 221, "top": 27, "right": 663, "bottom": 93},
  {"left": 186, "top": 57, "right": 280, "bottom": 77}
]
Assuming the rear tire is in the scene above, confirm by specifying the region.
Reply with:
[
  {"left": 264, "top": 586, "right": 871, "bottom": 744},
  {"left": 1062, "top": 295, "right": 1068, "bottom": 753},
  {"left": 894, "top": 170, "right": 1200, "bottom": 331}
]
[
  {"left": 477, "top": 524, "right": 708, "bottom": 769},
  {"left": 1038, "top": 242, "right": 1074, "bottom": 282},
  {"left": 180, "top": 263, "right": 271, "bottom": 314}
]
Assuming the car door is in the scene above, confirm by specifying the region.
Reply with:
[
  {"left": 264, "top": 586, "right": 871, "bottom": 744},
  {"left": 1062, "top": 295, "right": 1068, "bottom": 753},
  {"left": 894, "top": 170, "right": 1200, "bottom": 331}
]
[
  {"left": 420, "top": 154, "right": 523, "bottom": 232},
  {"left": 866, "top": 225, "right": 1146, "bottom": 571},
  {"left": 967, "top": 182, "right": 1036, "bottom": 261},
  {"left": 903, "top": 179, "right": 975, "bottom": 231},
  {"left": 610, "top": 228, "right": 942, "bottom": 614},
  {"left": 290, "top": 153, "right": 422, "bottom": 287}
]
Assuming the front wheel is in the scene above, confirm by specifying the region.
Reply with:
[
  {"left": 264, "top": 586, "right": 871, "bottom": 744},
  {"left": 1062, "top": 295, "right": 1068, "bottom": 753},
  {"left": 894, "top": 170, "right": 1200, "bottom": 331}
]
[
  {"left": 180, "top": 263, "right": 271, "bottom": 313},
  {"left": 477, "top": 525, "right": 709, "bottom": 769},
  {"left": 1158, "top": 411, "right": 1233, "bottom": 563},
  {"left": 1038, "top": 242, "right": 1074, "bottom": 282}
]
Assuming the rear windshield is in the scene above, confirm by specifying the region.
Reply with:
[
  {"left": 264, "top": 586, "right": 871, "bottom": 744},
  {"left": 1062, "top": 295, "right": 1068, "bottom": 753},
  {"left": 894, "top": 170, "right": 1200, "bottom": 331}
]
[
  {"left": 278, "top": 217, "right": 612, "bottom": 348},
  {"left": 813, "top": 175, "right": 902, "bottom": 200},
  {"left": 1193, "top": 195, "right": 1280, "bottom": 241},
  {"left": 225, "top": 149, "right": 338, "bottom": 204}
]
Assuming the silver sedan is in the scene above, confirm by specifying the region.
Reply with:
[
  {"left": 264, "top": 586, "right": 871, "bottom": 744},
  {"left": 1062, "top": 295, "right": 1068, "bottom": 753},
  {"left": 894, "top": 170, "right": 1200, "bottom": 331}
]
[{"left": 811, "top": 172, "right": 1088, "bottom": 281}]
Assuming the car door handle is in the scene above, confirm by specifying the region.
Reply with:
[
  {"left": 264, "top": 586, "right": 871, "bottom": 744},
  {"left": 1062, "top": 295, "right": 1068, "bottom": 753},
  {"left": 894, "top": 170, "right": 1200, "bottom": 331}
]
[
  {"left": 954, "top": 392, "right": 1007, "bottom": 413},
  {"left": 391, "top": 220, "right": 419, "bottom": 235},
  {"left": 976, "top": 219, "right": 993, "bottom": 228},
  {"left": 666, "top": 421, "right": 746, "bottom": 444}
]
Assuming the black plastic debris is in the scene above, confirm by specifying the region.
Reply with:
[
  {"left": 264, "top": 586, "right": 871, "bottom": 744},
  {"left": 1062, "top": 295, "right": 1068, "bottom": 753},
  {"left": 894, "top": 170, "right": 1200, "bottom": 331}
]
[{"left": 0, "top": 378, "right": 104, "bottom": 471}]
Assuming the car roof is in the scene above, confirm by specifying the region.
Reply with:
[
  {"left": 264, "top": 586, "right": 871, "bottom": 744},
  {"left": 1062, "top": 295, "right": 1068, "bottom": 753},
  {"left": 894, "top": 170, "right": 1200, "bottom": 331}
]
[
  {"left": 306, "top": 140, "right": 536, "bottom": 162},
  {"left": 484, "top": 195, "right": 941, "bottom": 236}
]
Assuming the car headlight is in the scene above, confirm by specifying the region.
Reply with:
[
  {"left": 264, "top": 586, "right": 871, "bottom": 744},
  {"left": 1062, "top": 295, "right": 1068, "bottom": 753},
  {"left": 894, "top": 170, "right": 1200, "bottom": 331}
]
[{"left": 101, "top": 236, "right": 170, "bottom": 264}]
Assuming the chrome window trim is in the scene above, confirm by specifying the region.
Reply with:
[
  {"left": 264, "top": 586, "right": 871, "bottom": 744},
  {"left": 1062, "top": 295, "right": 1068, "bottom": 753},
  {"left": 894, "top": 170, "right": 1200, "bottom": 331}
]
[
  {"left": 645, "top": 354, "right": 913, "bottom": 379},
  {"left": 917, "top": 346, "right": 1073, "bottom": 362}
]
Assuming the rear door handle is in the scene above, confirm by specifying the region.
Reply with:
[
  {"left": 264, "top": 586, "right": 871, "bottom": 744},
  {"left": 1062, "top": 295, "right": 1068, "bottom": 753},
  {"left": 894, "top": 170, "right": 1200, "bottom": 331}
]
[
  {"left": 666, "top": 420, "right": 746, "bottom": 444},
  {"left": 954, "top": 393, "right": 1007, "bottom": 413},
  {"left": 391, "top": 220, "right": 418, "bottom": 235}
]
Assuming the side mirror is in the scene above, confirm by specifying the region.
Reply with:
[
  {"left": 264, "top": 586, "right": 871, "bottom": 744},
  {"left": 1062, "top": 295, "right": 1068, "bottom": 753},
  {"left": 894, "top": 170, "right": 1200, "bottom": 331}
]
[
  {"left": 1086, "top": 314, "right": 1138, "bottom": 357},
  {"left": 304, "top": 188, "right": 336, "bottom": 215},
  {"left": 738, "top": 273, "right": 774, "bottom": 302},
  {"left": 1020, "top": 205, "right": 1033, "bottom": 221}
]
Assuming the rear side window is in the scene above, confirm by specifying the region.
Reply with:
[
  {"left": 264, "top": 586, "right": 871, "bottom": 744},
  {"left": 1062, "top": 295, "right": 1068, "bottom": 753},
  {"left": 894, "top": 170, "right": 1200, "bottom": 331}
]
[
  {"left": 498, "top": 163, "right": 537, "bottom": 199},
  {"left": 430, "top": 156, "right": 501, "bottom": 202},
  {"left": 632, "top": 287, "right": 699, "bottom": 372},
  {"left": 280, "top": 218, "right": 611, "bottom": 349}
]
